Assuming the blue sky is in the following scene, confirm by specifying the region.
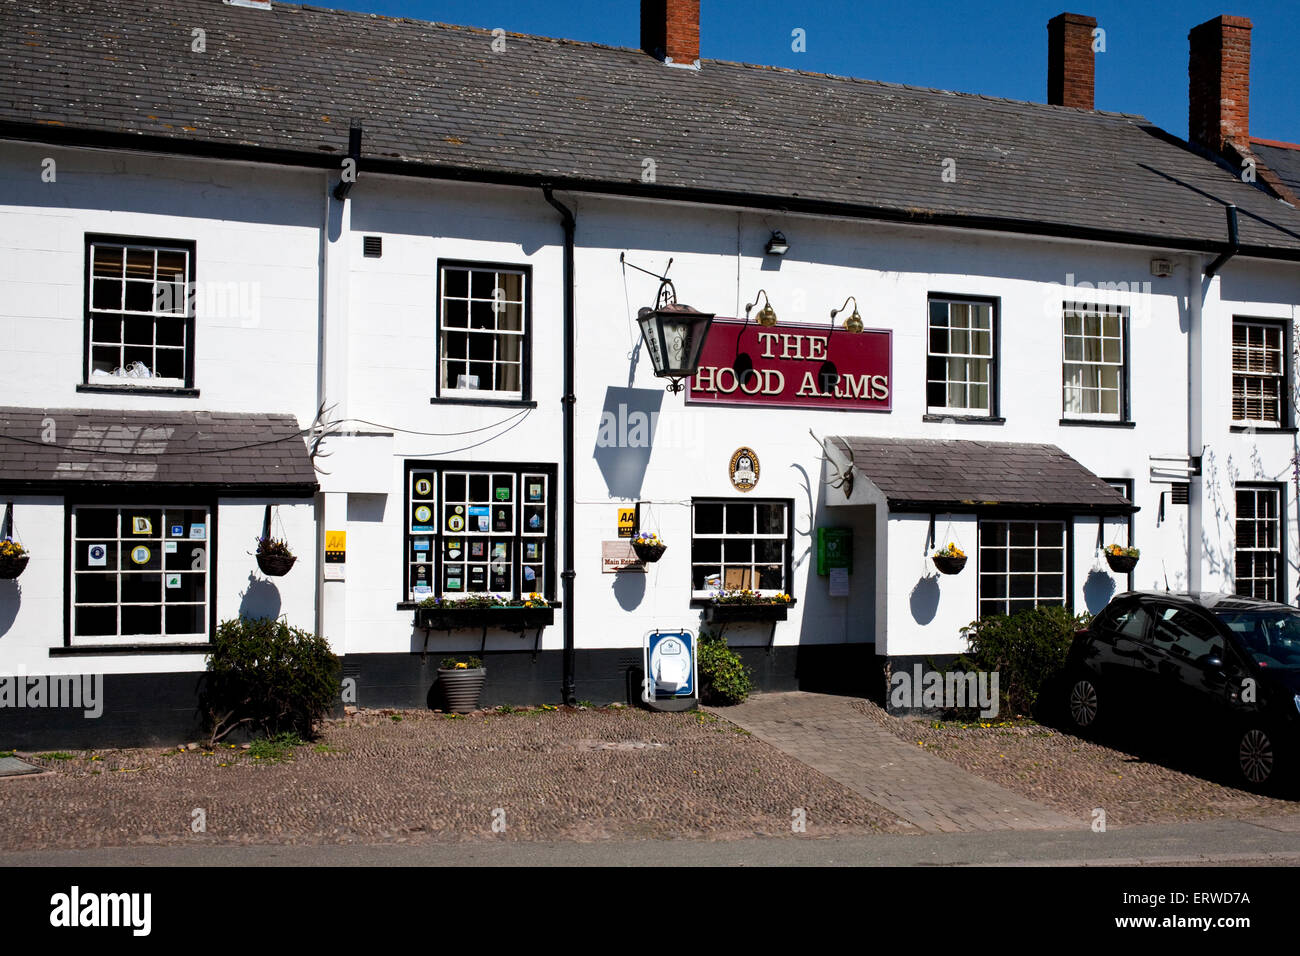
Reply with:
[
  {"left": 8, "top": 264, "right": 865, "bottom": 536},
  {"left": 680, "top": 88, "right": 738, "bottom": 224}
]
[{"left": 316, "top": 0, "right": 1298, "bottom": 143}]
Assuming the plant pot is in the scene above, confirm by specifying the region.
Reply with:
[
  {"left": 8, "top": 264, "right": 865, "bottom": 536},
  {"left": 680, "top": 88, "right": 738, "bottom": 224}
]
[
  {"left": 632, "top": 541, "right": 667, "bottom": 563},
  {"left": 0, "top": 553, "right": 29, "bottom": 580},
  {"left": 256, "top": 552, "right": 297, "bottom": 576},
  {"left": 704, "top": 602, "right": 792, "bottom": 623},
  {"left": 438, "top": 667, "right": 486, "bottom": 713},
  {"left": 414, "top": 606, "right": 555, "bottom": 631},
  {"left": 932, "top": 555, "right": 967, "bottom": 575},
  {"left": 1105, "top": 553, "right": 1139, "bottom": 574}
]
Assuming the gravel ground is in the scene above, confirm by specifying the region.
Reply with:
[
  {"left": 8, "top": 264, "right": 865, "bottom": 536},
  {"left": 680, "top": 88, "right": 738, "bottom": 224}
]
[
  {"left": 0, "top": 706, "right": 904, "bottom": 849},
  {"left": 849, "top": 698, "right": 1300, "bottom": 826}
]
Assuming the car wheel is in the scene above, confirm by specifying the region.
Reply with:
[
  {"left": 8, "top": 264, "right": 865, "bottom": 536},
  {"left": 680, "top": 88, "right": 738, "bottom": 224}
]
[
  {"left": 1067, "top": 674, "right": 1101, "bottom": 731},
  {"left": 1236, "top": 725, "right": 1278, "bottom": 789}
]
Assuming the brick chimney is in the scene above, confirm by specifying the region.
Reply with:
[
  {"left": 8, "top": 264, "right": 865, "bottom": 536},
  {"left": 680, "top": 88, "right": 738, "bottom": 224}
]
[
  {"left": 1047, "top": 13, "right": 1096, "bottom": 109},
  {"left": 1189, "top": 15, "right": 1252, "bottom": 154},
  {"left": 641, "top": 0, "right": 700, "bottom": 68}
]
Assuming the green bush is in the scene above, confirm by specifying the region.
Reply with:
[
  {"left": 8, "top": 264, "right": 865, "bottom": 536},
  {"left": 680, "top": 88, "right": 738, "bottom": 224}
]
[
  {"left": 697, "top": 629, "right": 753, "bottom": 705},
  {"left": 956, "top": 606, "right": 1090, "bottom": 718},
  {"left": 203, "top": 616, "right": 340, "bottom": 746}
]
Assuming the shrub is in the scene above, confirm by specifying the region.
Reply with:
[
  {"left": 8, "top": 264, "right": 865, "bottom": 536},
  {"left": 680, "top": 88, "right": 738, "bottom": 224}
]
[
  {"left": 696, "top": 629, "right": 753, "bottom": 705},
  {"left": 203, "top": 616, "right": 340, "bottom": 746},
  {"left": 956, "top": 605, "right": 1090, "bottom": 718}
]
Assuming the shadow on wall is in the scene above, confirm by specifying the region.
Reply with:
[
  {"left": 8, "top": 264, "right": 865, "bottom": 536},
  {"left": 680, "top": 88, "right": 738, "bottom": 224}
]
[
  {"left": 239, "top": 572, "right": 281, "bottom": 621},
  {"left": 592, "top": 386, "right": 663, "bottom": 500},
  {"left": 0, "top": 582, "right": 19, "bottom": 636},
  {"left": 612, "top": 569, "right": 646, "bottom": 610},
  {"left": 1083, "top": 568, "right": 1117, "bottom": 614},
  {"left": 909, "top": 574, "right": 939, "bottom": 625}
]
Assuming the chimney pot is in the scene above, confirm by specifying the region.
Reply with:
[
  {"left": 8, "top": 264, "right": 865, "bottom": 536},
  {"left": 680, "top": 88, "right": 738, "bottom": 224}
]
[
  {"left": 641, "top": 0, "right": 700, "bottom": 68},
  {"left": 1047, "top": 12, "right": 1097, "bottom": 109},
  {"left": 1189, "top": 14, "right": 1252, "bottom": 155}
]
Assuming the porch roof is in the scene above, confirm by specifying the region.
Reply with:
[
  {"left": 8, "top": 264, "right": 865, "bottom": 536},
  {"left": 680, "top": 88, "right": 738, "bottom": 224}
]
[
  {"left": 0, "top": 407, "right": 317, "bottom": 497},
  {"left": 828, "top": 436, "right": 1136, "bottom": 514}
]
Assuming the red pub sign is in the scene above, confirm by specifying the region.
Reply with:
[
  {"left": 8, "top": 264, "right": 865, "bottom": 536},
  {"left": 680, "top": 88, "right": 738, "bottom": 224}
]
[{"left": 686, "top": 318, "right": 892, "bottom": 411}]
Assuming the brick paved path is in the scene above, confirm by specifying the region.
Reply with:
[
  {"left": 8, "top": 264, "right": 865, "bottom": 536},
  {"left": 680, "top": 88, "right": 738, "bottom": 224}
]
[{"left": 710, "top": 692, "right": 1078, "bottom": 833}]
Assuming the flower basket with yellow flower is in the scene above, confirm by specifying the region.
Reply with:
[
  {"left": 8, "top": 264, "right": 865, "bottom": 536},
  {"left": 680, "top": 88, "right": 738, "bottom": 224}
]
[
  {"left": 0, "top": 537, "right": 29, "bottom": 580},
  {"left": 932, "top": 542, "right": 967, "bottom": 575},
  {"left": 437, "top": 655, "right": 486, "bottom": 713},
  {"left": 1104, "top": 544, "right": 1139, "bottom": 574},
  {"left": 631, "top": 531, "right": 667, "bottom": 563},
  {"left": 704, "top": 588, "right": 795, "bottom": 623},
  {"left": 414, "top": 593, "right": 554, "bottom": 631}
]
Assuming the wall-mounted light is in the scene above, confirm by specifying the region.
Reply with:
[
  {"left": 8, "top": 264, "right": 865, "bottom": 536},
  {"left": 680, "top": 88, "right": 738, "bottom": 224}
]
[
  {"left": 744, "top": 289, "right": 778, "bottom": 328},
  {"left": 830, "top": 295, "right": 864, "bottom": 334},
  {"left": 765, "top": 231, "right": 789, "bottom": 256}
]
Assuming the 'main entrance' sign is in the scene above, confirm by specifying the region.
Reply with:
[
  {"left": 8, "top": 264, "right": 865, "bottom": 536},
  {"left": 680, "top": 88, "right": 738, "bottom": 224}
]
[{"left": 686, "top": 318, "right": 891, "bottom": 411}]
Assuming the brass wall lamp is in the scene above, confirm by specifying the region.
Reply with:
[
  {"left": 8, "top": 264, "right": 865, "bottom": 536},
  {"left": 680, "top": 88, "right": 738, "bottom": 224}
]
[{"left": 820, "top": 296, "right": 865, "bottom": 393}]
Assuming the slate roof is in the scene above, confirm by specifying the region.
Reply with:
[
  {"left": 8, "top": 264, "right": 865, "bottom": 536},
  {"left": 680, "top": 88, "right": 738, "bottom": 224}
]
[
  {"left": 3, "top": 0, "right": 1300, "bottom": 258},
  {"left": 829, "top": 436, "right": 1134, "bottom": 513},
  {"left": 1252, "top": 140, "right": 1300, "bottom": 198},
  {"left": 0, "top": 407, "right": 317, "bottom": 494}
]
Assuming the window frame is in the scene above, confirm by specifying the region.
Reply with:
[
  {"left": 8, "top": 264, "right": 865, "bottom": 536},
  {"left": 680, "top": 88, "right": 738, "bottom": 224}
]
[
  {"left": 976, "top": 516, "right": 1072, "bottom": 619},
  {"left": 1234, "top": 483, "right": 1285, "bottom": 602},
  {"left": 925, "top": 293, "right": 1000, "bottom": 419},
  {"left": 1061, "top": 301, "right": 1130, "bottom": 424},
  {"left": 63, "top": 496, "right": 216, "bottom": 648},
  {"left": 689, "top": 498, "right": 795, "bottom": 601},
  {"left": 83, "top": 233, "right": 198, "bottom": 391},
  {"left": 433, "top": 259, "right": 533, "bottom": 405},
  {"left": 401, "top": 459, "right": 557, "bottom": 604},
  {"left": 1231, "top": 317, "right": 1291, "bottom": 430}
]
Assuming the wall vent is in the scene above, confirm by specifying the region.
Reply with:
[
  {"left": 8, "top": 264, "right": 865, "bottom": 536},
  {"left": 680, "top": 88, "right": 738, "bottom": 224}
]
[
  {"left": 363, "top": 236, "right": 382, "bottom": 258},
  {"left": 1171, "top": 483, "right": 1190, "bottom": 505}
]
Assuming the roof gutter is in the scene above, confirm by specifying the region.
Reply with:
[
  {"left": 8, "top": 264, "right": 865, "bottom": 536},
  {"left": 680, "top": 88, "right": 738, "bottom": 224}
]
[{"left": 4, "top": 122, "right": 1299, "bottom": 264}]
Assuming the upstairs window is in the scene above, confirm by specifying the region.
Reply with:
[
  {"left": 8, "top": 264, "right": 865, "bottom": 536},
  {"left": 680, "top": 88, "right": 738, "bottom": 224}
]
[
  {"left": 86, "top": 237, "right": 195, "bottom": 388},
  {"left": 927, "top": 296, "right": 996, "bottom": 417},
  {"left": 1062, "top": 303, "right": 1127, "bottom": 422},
  {"left": 436, "top": 262, "right": 530, "bottom": 402},
  {"left": 1232, "top": 320, "right": 1286, "bottom": 428}
]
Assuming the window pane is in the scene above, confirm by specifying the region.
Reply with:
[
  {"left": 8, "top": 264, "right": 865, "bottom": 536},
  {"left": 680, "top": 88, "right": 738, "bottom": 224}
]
[{"left": 695, "top": 503, "right": 723, "bottom": 534}]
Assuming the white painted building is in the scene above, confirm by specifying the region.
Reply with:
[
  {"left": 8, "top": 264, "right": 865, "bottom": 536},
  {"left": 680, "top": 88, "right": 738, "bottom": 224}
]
[{"left": 0, "top": 0, "right": 1298, "bottom": 742}]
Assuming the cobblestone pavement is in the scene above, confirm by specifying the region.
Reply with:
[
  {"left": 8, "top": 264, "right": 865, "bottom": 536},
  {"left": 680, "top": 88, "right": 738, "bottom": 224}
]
[
  {"left": 0, "top": 706, "right": 905, "bottom": 849},
  {"left": 709, "top": 693, "right": 1077, "bottom": 833},
  {"left": 852, "top": 699, "right": 1300, "bottom": 827}
]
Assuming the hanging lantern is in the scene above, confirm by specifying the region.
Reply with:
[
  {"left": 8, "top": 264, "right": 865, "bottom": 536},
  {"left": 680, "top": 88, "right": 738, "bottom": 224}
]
[{"left": 636, "top": 278, "right": 716, "bottom": 393}]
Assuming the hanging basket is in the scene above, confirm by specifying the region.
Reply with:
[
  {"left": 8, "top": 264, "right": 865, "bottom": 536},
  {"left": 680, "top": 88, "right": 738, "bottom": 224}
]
[
  {"left": 256, "top": 552, "right": 297, "bottom": 577},
  {"left": 0, "top": 553, "right": 29, "bottom": 580},
  {"left": 632, "top": 541, "right": 667, "bottom": 563},
  {"left": 1105, "top": 552, "right": 1139, "bottom": 574},
  {"left": 932, "top": 555, "right": 967, "bottom": 575}
]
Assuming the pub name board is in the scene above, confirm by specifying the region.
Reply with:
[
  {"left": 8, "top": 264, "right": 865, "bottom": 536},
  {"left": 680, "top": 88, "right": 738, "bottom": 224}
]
[{"left": 686, "top": 318, "right": 891, "bottom": 411}]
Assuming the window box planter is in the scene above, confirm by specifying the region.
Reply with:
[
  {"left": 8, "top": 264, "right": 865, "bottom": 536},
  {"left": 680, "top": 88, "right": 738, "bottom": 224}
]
[
  {"left": 632, "top": 541, "right": 667, "bottom": 563},
  {"left": 932, "top": 555, "right": 967, "bottom": 575},
  {"left": 703, "top": 601, "right": 794, "bottom": 623},
  {"left": 437, "top": 667, "right": 486, "bottom": 713},
  {"left": 415, "top": 606, "right": 554, "bottom": 631},
  {"left": 1104, "top": 552, "right": 1139, "bottom": 574},
  {"left": 256, "top": 553, "right": 297, "bottom": 577},
  {"left": 0, "top": 553, "right": 29, "bottom": 579}
]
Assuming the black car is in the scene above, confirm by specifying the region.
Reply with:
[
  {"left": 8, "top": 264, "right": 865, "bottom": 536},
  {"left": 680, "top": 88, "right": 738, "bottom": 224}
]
[{"left": 1064, "top": 591, "right": 1300, "bottom": 790}]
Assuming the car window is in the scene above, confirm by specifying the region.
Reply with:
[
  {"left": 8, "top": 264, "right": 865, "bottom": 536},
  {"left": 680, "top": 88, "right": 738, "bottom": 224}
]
[
  {"left": 1150, "top": 605, "right": 1225, "bottom": 662},
  {"left": 1110, "top": 604, "right": 1151, "bottom": 642}
]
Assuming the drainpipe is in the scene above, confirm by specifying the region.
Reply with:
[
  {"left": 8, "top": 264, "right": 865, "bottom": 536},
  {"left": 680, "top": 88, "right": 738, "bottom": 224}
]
[
  {"left": 1204, "top": 204, "right": 1239, "bottom": 278},
  {"left": 542, "top": 185, "right": 577, "bottom": 705}
]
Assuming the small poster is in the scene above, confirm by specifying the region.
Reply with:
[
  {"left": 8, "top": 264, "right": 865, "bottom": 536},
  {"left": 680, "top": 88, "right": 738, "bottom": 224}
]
[
  {"left": 445, "top": 515, "right": 463, "bottom": 533},
  {"left": 166, "top": 573, "right": 182, "bottom": 589},
  {"left": 494, "top": 481, "right": 511, "bottom": 501},
  {"left": 413, "top": 537, "right": 430, "bottom": 552},
  {"left": 524, "top": 542, "right": 539, "bottom": 560},
  {"left": 470, "top": 541, "right": 486, "bottom": 558},
  {"left": 528, "top": 511, "right": 542, "bottom": 531},
  {"left": 164, "top": 541, "right": 178, "bottom": 554},
  {"left": 414, "top": 477, "right": 432, "bottom": 497},
  {"left": 414, "top": 505, "right": 432, "bottom": 524},
  {"left": 414, "top": 584, "right": 432, "bottom": 597},
  {"left": 88, "top": 544, "right": 107, "bottom": 567},
  {"left": 491, "top": 542, "right": 507, "bottom": 561},
  {"left": 170, "top": 524, "right": 184, "bottom": 537},
  {"left": 490, "top": 569, "right": 509, "bottom": 591},
  {"left": 527, "top": 481, "right": 543, "bottom": 502},
  {"left": 493, "top": 508, "right": 510, "bottom": 532},
  {"left": 189, "top": 524, "right": 206, "bottom": 540},
  {"left": 130, "top": 545, "right": 151, "bottom": 565},
  {"left": 468, "top": 505, "right": 490, "bottom": 531},
  {"left": 829, "top": 566, "right": 850, "bottom": 597},
  {"left": 132, "top": 516, "right": 152, "bottom": 535},
  {"left": 524, "top": 566, "right": 536, "bottom": 582},
  {"left": 469, "top": 565, "right": 486, "bottom": 589}
]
